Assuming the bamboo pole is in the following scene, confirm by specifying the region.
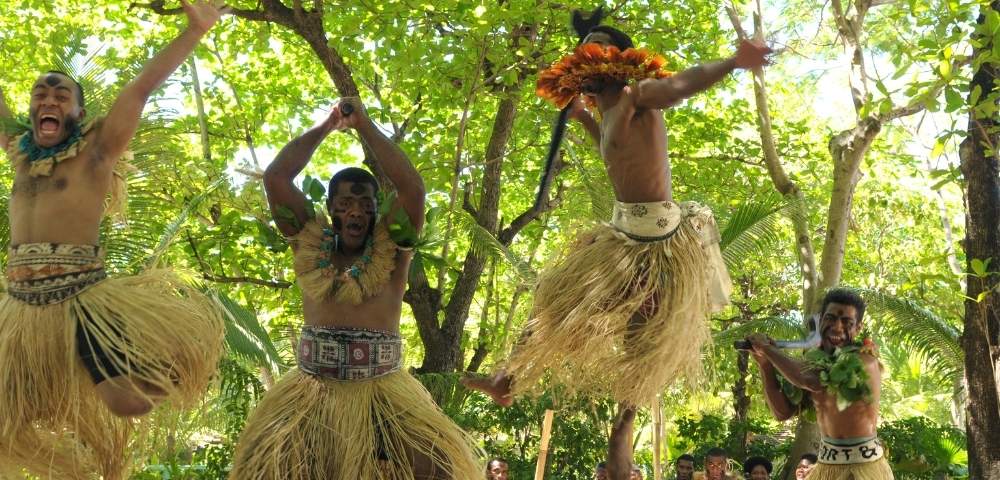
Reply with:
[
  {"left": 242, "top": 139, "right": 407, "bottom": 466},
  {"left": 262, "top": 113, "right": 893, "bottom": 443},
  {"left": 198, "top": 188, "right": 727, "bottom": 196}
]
[
  {"left": 654, "top": 397, "right": 663, "bottom": 480},
  {"left": 534, "top": 409, "right": 556, "bottom": 480}
]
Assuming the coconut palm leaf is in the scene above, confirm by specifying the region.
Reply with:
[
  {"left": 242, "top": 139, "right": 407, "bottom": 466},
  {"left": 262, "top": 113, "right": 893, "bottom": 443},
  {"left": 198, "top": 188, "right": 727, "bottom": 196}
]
[
  {"left": 566, "top": 142, "right": 614, "bottom": 221},
  {"left": 455, "top": 210, "right": 536, "bottom": 282},
  {"left": 719, "top": 192, "right": 791, "bottom": 266},
  {"left": 855, "top": 288, "right": 963, "bottom": 381},
  {"left": 213, "top": 290, "right": 285, "bottom": 374},
  {"left": 142, "top": 177, "right": 226, "bottom": 269},
  {"left": 714, "top": 314, "right": 807, "bottom": 346}
]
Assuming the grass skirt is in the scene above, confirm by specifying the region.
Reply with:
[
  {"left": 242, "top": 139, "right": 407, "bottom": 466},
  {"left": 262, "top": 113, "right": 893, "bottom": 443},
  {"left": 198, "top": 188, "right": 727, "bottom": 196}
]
[
  {"left": 230, "top": 368, "right": 483, "bottom": 479},
  {"left": 506, "top": 215, "right": 719, "bottom": 406},
  {"left": 807, "top": 458, "right": 894, "bottom": 480},
  {"left": 0, "top": 270, "right": 224, "bottom": 479}
]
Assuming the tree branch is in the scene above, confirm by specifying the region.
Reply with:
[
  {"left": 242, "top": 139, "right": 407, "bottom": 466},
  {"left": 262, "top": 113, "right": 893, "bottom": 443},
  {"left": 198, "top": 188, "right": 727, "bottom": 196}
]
[{"left": 185, "top": 233, "right": 292, "bottom": 288}]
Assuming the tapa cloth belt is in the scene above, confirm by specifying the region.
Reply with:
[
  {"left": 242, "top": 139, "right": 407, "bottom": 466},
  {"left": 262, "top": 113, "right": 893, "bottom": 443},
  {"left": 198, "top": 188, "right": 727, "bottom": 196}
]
[
  {"left": 298, "top": 326, "right": 403, "bottom": 380},
  {"left": 818, "top": 436, "right": 885, "bottom": 465},
  {"left": 610, "top": 200, "right": 683, "bottom": 241},
  {"left": 5, "top": 243, "right": 107, "bottom": 306}
]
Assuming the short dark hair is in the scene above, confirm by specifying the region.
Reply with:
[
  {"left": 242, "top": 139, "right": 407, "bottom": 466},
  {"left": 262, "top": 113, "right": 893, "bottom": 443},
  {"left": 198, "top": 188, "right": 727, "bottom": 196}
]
[
  {"left": 596, "top": 461, "right": 607, "bottom": 469},
  {"left": 327, "top": 167, "right": 379, "bottom": 203},
  {"left": 800, "top": 453, "right": 818, "bottom": 464},
  {"left": 43, "top": 70, "right": 85, "bottom": 107},
  {"left": 486, "top": 458, "right": 507, "bottom": 472},
  {"left": 820, "top": 288, "right": 866, "bottom": 324},
  {"left": 586, "top": 25, "right": 635, "bottom": 50},
  {"left": 743, "top": 456, "right": 773, "bottom": 475},
  {"left": 676, "top": 454, "right": 695, "bottom": 464},
  {"left": 571, "top": 7, "right": 634, "bottom": 49},
  {"left": 706, "top": 447, "right": 728, "bottom": 459}
]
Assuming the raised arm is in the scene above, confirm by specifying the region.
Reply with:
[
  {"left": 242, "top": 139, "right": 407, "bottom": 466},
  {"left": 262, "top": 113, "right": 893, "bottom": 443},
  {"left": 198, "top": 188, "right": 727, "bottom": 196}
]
[
  {"left": 750, "top": 349, "right": 798, "bottom": 421},
  {"left": 748, "top": 333, "right": 823, "bottom": 393},
  {"left": 568, "top": 97, "right": 601, "bottom": 145},
  {"left": 264, "top": 120, "right": 335, "bottom": 236},
  {"left": 335, "top": 98, "right": 426, "bottom": 231},
  {"left": 0, "top": 84, "right": 12, "bottom": 150},
  {"left": 95, "top": 0, "right": 225, "bottom": 161},
  {"left": 634, "top": 39, "right": 770, "bottom": 110}
]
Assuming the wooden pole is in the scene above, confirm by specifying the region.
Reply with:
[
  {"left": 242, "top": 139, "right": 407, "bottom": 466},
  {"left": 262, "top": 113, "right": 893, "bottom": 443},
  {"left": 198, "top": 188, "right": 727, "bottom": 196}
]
[
  {"left": 534, "top": 409, "right": 556, "bottom": 480},
  {"left": 654, "top": 397, "right": 663, "bottom": 480}
]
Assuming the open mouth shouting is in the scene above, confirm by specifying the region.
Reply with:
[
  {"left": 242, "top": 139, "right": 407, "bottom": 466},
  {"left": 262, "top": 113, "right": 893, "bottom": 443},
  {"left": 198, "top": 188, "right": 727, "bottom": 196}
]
[
  {"left": 35, "top": 112, "right": 64, "bottom": 141},
  {"left": 343, "top": 219, "right": 367, "bottom": 238}
]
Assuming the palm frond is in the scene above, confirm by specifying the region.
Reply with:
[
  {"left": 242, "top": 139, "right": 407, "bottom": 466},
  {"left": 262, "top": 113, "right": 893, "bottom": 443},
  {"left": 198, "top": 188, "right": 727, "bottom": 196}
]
[
  {"left": 455, "top": 210, "right": 536, "bottom": 282},
  {"left": 213, "top": 291, "right": 285, "bottom": 375},
  {"left": 714, "top": 314, "right": 807, "bottom": 346},
  {"left": 856, "top": 288, "right": 963, "bottom": 380},
  {"left": 143, "top": 178, "right": 226, "bottom": 269},
  {"left": 719, "top": 192, "right": 790, "bottom": 266},
  {"left": 566, "top": 142, "right": 614, "bottom": 221}
]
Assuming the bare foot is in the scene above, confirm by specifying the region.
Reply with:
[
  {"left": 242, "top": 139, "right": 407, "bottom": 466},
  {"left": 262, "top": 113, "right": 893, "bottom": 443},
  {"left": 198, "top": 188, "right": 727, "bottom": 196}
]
[{"left": 460, "top": 372, "right": 514, "bottom": 407}]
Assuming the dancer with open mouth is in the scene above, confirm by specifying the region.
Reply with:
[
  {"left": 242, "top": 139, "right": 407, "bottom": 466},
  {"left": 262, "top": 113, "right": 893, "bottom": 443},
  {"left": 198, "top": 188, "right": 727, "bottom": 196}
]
[
  {"left": 746, "top": 288, "right": 894, "bottom": 479},
  {"left": 229, "top": 97, "right": 482, "bottom": 479},
  {"left": 0, "top": 1, "right": 227, "bottom": 478}
]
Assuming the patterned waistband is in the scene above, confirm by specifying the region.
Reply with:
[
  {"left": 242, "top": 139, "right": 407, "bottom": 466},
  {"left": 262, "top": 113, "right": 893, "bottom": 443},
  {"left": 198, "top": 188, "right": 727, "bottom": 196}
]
[
  {"left": 298, "top": 326, "right": 403, "bottom": 381},
  {"left": 610, "top": 200, "right": 682, "bottom": 241},
  {"left": 5, "top": 243, "right": 107, "bottom": 306},
  {"left": 818, "top": 436, "right": 884, "bottom": 465}
]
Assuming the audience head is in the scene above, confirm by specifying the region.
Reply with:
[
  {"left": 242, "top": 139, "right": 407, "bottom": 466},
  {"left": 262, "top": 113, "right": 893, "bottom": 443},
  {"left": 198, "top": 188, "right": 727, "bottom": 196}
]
[
  {"left": 675, "top": 454, "right": 696, "bottom": 480},
  {"left": 704, "top": 448, "right": 729, "bottom": 480},
  {"left": 486, "top": 458, "right": 509, "bottom": 480},
  {"left": 795, "top": 454, "right": 818, "bottom": 480},
  {"left": 743, "top": 456, "right": 773, "bottom": 480}
]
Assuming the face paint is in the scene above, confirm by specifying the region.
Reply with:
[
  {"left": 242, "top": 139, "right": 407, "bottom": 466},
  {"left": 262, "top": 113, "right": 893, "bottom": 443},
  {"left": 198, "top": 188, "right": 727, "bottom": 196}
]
[
  {"left": 44, "top": 75, "right": 62, "bottom": 87},
  {"left": 350, "top": 183, "right": 370, "bottom": 195}
]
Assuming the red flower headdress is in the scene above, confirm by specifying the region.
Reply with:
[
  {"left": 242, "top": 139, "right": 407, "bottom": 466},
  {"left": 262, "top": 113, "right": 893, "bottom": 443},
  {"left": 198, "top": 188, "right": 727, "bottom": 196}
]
[{"left": 536, "top": 43, "right": 673, "bottom": 108}]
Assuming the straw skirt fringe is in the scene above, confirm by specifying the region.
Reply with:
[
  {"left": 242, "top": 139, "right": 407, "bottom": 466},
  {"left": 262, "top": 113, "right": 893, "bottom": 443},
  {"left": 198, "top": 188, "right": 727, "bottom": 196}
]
[
  {"left": 806, "top": 458, "right": 895, "bottom": 480},
  {"left": 0, "top": 270, "right": 224, "bottom": 479},
  {"left": 230, "top": 369, "right": 483, "bottom": 480},
  {"left": 505, "top": 220, "right": 715, "bottom": 407}
]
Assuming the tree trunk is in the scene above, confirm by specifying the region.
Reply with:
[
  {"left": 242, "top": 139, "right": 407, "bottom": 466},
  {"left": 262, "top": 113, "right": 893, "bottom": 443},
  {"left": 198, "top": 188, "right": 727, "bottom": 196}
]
[
  {"left": 731, "top": 349, "right": 751, "bottom": 460},
  {"left": 959, "top": 2, "right": 1000, "bottom": 477}
]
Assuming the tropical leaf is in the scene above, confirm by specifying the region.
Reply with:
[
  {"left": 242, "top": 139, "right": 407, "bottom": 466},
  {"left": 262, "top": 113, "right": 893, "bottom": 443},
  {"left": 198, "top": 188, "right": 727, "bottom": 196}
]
[
  {"left": 719, "top": 192, "right": 791, "bottom": 266},
  {"left": 143, "top": 177, "right": 226, "bottom": 269},
  {"left": 714, "top": 314, "right": 808, "bottom": 346},
  {"left": 855, "top": 288, "right": 963, "bottom": 381},
  {"left": 213, "top": 290, "right": 285, "bottom": 374},
  {"left": 455, "top": 210, "right": 536, "bottom": 282}
]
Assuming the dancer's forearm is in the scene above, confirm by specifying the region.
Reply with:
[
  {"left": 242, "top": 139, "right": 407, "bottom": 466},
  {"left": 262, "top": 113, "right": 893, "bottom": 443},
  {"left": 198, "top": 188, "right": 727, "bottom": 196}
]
[{"left": 356, "top": 121, "right": 425, "bottom": 229}]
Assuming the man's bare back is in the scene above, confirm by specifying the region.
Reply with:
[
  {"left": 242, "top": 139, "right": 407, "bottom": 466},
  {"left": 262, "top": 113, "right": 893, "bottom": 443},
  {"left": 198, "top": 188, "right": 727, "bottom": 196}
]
[
  {"left": 595, "top": 87, "right": 672, "bottom": 203},
  {"left": 570, "top": 35, "right": 771, "bottom": 204}
]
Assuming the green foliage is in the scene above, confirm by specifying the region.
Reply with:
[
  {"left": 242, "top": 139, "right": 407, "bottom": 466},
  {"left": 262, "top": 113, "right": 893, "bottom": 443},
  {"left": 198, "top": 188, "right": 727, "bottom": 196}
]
[
  {"left": 673, "top": 414, "right": 790, "bottom": 471},
  {"left": 881, "top": 417, "right": 968, "bottom": 479},
  {"left": 804, "top": 342, "right": 875, "bottom": 411}
]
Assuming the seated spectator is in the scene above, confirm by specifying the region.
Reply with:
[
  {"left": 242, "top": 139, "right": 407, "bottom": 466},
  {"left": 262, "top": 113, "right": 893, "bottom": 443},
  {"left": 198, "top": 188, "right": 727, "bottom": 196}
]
[
  {"left": 671, "top": 454, "right": 696, "bottom": 480},
  {"left": 694, "top": 448, "right": 742, "bottom": 480},
  {"left": 794, "top": 453, "right": 818, "bottom": 480},
  {"left": 630, "top": 463, "right": 644, "bottom": 480},
  {"left": 486, "top": 458, "right": 509, "bottom": 480},
  {"left": 743, "top": 456, "right": 772, "bottom": 480},
  {"left": 596, "top": 461, "right": 609, "bottom": 480}
]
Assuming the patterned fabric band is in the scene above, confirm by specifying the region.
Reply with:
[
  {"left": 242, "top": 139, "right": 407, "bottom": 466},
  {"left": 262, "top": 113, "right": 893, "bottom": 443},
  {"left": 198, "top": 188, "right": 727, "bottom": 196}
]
[
  {"left": 298, "top": 326, "right": 403, "bottom": 381},
  {"left": 611, "top": 200, "right": 683, "bottom": 241},
  {"left": 5, "top": 243, "right": 107, "bottom": 306},
  {"left": 818, "top": 436, "right": 885, "bottom": 465}
]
